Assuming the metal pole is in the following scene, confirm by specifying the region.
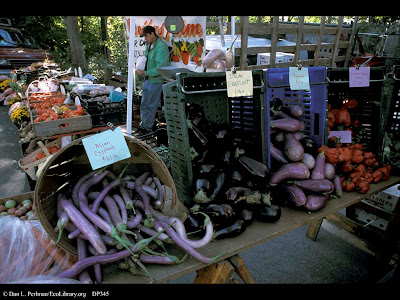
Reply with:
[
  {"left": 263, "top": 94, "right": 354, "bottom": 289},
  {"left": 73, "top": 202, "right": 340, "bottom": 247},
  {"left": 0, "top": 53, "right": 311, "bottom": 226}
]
[{"left": 126, "top": 16, "right": 136, "bottom": 136}]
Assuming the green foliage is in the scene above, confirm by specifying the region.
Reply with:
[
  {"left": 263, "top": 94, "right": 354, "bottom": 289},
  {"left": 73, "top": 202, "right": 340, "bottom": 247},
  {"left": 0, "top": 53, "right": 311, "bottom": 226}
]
[{"left": 6, "top": 16, "right": 400, "bottom": 82}]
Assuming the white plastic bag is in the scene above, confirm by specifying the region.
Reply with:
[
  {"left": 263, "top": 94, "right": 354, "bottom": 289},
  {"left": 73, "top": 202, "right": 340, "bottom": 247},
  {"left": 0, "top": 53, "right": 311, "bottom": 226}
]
[
  {"left": 0, "top": 217, "right": 76, "bottom": 283},
  {"left": 136, "top": 55, "right": 147, "bottom": 71}
]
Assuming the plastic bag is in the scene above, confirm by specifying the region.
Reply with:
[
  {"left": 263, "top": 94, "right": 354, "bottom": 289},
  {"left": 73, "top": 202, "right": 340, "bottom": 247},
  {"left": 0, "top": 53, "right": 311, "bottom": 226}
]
[
  {"left": 0, "top": 216, "right": 77, "bottom": 283},
  {"left": 136, "top": 55, "right": 147, "bottom": 71}
]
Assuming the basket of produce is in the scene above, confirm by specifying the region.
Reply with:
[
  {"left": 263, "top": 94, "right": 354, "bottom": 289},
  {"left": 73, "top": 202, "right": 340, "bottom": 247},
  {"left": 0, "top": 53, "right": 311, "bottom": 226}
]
[
  {"left": 33, "top": 133, "right": 183, "bottom": 259},
  {"left": 0, "top": 191, "right": 36, "bottom": 221},
  {"left": 30, "top": 105, "right": 92, "bottom": 137},
  {"left": 18, "top": 139, "right": 62, "bottom": 180},
  {"left": 326, "top": 67, "right": 386, "bottom": 154},
  {"left": 163, "top": 70, "right": 265, "bottom": 205}
]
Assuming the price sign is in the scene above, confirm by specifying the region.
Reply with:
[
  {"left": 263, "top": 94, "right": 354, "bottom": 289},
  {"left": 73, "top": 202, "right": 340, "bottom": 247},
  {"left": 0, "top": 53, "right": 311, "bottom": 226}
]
[
  {"left": 289, "top": 67, "right": 310, "bottom": 90},
  {"left": 226, "top": 71, "right": 253, "bottom": 97},
  {"left": 349, "top": 66, "right": 370, "bottom": 87},
  {"left": 82, "top": 126, "right": 131, "bottom": 170}
]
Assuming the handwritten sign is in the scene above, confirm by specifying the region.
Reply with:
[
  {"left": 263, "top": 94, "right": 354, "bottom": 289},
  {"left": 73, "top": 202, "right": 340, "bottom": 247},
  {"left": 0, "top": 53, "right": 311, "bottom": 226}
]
[
  {"left": 349, "top": 66, "right": 370, "bottom": 87},
  {"left": 226, "top": 71, "right": 253, "bottom": 97},
  {"left": 82, "top": 127, "right": 131, "bottom": 170},
  {"left": 328, "top": 130, "right": 352, "bottom": 143},
  {"left": 289, "top": 67, "right": 310, "bottom": 90}
]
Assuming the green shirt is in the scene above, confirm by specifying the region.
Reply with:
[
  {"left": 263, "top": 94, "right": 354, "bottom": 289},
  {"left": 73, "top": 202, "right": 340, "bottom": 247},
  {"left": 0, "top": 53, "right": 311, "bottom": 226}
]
[{"left": 144, "top": 37, "right": 170, "bottom": 84}]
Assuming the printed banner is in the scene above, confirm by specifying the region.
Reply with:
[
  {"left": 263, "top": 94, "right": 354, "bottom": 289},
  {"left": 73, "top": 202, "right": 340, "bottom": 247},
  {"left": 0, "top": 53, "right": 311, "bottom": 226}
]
[{"left": 125, "top": 16, "right": 206, "bottom": 72}]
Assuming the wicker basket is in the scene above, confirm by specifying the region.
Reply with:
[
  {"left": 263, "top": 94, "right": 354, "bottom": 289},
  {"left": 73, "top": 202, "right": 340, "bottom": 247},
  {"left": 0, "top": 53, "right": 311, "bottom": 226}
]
[{"left": 34, "top": 134, "right": 181, "bottom": 257}]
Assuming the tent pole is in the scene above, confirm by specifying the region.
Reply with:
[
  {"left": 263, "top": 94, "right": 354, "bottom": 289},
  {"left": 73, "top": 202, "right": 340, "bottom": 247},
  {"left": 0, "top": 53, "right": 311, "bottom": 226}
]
[{"left": 126, "top": 16, "right": 136, "bottom": 136}]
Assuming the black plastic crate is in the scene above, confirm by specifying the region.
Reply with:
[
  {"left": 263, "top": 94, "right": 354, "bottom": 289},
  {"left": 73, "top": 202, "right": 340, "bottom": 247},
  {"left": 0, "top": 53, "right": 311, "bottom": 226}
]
[
  {"left": 163, "top": 71, "right": 265, "bottom": 204},
  {"left": 91, "top": 112, "right": 126, "bottom": 128},
  {"left": 385, "top": 65, "right": 400, "bottom": 138},
  {"left": 327, "top": 67, "right": 386, "bottom": 153}
]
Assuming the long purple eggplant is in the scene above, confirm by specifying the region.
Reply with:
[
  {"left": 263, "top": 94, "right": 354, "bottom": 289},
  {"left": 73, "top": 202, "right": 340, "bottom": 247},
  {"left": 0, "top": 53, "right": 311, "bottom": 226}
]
[
  {"left": 270, "top": 143, "right": 288, "bottom": 164},
  {"left": 270, "top": 162, "right": 310, "bottom": 184},
  {"left": 60, "top": 198, "right": 107, "bottom": 255},
  {"left": 293, "top": 179, "right": 334, "bottom": 193},
  {"left": 280, "top": 183, "right": 307, "bottom": 206}
]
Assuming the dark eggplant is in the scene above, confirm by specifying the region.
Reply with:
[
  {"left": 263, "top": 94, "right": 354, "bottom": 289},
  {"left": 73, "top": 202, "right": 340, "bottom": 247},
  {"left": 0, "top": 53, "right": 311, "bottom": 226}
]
[
  {"left": 231, "top": 170, "right": 242, "bottom": 182},
  {"left": 225, "top": 187, "right": 252, "bottom": 201},
  {"left": 210, "top": 172, "right": 225, "bottom": 200},
  {"left": 191, "top": 203, "right": 235, "bottom": 224},
  {"left": 195, "top": 179, "right": 210, "bottom": 192},
  {"left": 213, "top": 220, "right": 247, "bottom": 239},
  {"left": 255, "top": 204, "right": 281, "bottom": 223},
  {"left": 301, "top": 137, "right": 318, "bottom": 156},
  {"left": 240, "top": 209, "right": 254, "bottom": 224},
  {"left": 183, "top": 214, "right": 202, "bottom": 231},
  {"left": 270, "top": 97, "right": 283, "bottom": 114},
  {"left": 239, "top": 156, "right": 270, "bottom": 178}
]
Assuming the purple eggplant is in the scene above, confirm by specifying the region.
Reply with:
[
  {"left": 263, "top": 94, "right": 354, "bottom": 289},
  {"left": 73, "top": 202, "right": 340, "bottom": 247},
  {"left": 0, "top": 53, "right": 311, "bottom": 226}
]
[
  {"left": 284, "top": 132, "right": 304, "bottom": 162},
  {"left": 311, "top": 151, "right": 326, "bottom": 180},
  {"left": 293, "top": 179, "right": 334, "bottom": 194},
  {"left": 270, "top": 142, "right": 289, "bottom": 164},
  {"left": 280, "top": 183, "right": 307, "bottom": 207},
  {"left": 282, "top": 105, "right": 304, "bottom": 118},
  {"left": 304, "top": 194, "right": 327, "bottom": 212},
  {"left": 270, "top": 118, "right": 304, "bottom": 133},
  {"left": 270, "top": 162, "right": 310, "bottom": 184}
]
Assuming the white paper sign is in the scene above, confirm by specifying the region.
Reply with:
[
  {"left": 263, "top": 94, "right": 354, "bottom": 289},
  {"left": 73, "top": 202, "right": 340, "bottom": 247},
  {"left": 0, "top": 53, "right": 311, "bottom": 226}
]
[
  {"left": 349, "top": 67, "right": 370, "bottom": 87},
  {"left": 289, "top": 67, "right": 310, "bottom": 90},
  {"left": 328, "top": 130, "right": 352, "bottom": 143},
  {"left": 226, "top": 71, "right": 253, "bottom": 97},
  {"left": 82, "top": 127, "right": 131, "bottom": 170}
]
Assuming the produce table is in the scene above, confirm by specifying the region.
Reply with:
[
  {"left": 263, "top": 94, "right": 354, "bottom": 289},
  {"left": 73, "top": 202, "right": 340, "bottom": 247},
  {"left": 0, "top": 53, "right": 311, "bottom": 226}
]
[{"left": 101, "top": 176, "right": 400, "bottom": 284}]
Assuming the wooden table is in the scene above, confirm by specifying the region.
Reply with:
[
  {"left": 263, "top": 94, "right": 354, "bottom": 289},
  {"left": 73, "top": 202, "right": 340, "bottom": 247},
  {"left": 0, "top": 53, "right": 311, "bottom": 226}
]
[{"left": 102, "top": 176, "right": 400, "bottom": 284}]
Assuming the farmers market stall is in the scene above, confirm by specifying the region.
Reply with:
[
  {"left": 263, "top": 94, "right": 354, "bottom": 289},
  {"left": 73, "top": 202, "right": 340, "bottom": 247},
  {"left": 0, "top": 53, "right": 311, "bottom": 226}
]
[{"left": 1, "top": 17, "right": 400, "bottom": 285}]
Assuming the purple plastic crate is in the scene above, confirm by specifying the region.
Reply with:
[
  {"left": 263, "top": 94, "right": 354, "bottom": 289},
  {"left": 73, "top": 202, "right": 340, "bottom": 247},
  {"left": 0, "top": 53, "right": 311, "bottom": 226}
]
[{"left": 264, "top": 67, "right": 327, "bottom": 169}]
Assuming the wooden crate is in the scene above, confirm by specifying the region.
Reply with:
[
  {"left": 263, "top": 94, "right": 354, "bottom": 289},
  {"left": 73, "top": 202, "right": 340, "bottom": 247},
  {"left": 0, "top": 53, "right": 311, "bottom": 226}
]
[
  {"left": 207, "top": 16, "right": 359, "bottom": 70},
  {"left": 0, "top": 191, "right": 34, "bottom": 207},
  {"left": 18, "top": 139, "right": 62, "bottom": 180},
  {"left": 30, "top": 107, "right": 92, "bottom": 138}
]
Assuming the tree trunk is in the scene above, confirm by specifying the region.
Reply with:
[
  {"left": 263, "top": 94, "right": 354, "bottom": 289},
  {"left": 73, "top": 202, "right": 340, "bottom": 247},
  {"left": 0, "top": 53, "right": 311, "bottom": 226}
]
[
  {"left": 63, "top": 16, "right": 88, "bottom": 75},
  {"left": 101, "top": 16, "right": 112, "bottom": 85}
]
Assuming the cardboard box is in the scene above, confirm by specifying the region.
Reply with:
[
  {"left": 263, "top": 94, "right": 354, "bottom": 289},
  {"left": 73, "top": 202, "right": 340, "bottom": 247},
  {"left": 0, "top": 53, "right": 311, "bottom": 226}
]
[
  {"left": 362, "top": 184, "right": 400, "bottom": 213},
  {"left": 353, "top": 207, "right": 389, "bottom": 231},
  {"left": 256, "top": 53, "right": 285, "bottom": 65},
  {"left": 278, "top": 52, "right": 295, "bottom": 63}
]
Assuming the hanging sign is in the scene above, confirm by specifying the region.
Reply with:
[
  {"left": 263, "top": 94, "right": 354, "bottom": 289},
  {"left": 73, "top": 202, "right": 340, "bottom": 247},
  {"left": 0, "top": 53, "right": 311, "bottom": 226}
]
[
  {"left": 226, "top": 71, "right": 253, "bottom": 98},
  {"left": 349, "top": 66, "right": 370, "bottom": 87},
  {"left": 289, "top": 67, "right": 310, "bottom": 90},
  {"left": 327, "top": 130, "right": 352, "bottom": 143},
  {"left": 82, "top": 127, "right": 131, "bottom": 170},
  {"left": 125, "top": 16, "right": 206, "bottom": 72}
]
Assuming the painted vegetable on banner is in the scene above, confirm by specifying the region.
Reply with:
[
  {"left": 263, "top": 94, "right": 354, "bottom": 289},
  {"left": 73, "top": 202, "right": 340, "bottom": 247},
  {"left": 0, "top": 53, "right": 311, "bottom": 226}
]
[{"left": 126, "top": 16, "right": 206, "bottom": 72}]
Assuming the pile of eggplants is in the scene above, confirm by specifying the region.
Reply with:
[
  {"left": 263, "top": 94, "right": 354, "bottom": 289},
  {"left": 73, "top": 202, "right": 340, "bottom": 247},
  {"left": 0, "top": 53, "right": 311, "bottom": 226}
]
[
  {"left": 268, "top": 99, "right": 342, "bottom": 212},
  {"left": 184, "top": 104, "right": 281, "bottom": 240},
  {"left": 54, "top": 166, "right": 220, "bottom": 283}
]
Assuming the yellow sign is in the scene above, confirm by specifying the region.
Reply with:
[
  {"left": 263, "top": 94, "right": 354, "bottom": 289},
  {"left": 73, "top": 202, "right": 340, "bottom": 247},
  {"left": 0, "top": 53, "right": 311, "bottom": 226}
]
[{"left": 226, "top": 71, "right": 253, "bottom": 98}]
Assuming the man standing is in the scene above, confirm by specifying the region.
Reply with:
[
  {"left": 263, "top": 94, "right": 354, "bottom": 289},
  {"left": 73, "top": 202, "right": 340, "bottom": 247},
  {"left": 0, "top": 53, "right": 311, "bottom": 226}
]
[{"left": 135, "top": 25, "right": 170, "bottom": 137}]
